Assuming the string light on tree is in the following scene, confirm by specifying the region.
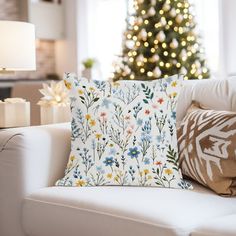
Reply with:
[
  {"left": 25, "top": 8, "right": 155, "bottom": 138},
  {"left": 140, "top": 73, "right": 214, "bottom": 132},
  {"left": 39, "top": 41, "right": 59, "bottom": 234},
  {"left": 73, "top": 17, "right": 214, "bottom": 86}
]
[{"left": 113, "top": 0, "right": 210, "bottom": 81}]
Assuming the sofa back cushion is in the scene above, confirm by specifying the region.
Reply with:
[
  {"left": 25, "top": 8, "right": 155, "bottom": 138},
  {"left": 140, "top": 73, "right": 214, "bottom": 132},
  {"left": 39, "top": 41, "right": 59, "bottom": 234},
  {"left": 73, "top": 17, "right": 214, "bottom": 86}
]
[{"left": 177, "top": 79, "right": 231, "bottom": 124}]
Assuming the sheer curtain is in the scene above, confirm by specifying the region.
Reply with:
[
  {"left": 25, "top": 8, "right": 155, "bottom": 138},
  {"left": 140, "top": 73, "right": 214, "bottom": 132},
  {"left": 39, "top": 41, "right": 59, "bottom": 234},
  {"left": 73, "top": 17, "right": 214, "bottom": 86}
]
[
  {"left": 190, "top": 0, "right": 220, "bottom": 76},
  {"left": 86, "top": 0, "right": 127, "bottom": 80}
]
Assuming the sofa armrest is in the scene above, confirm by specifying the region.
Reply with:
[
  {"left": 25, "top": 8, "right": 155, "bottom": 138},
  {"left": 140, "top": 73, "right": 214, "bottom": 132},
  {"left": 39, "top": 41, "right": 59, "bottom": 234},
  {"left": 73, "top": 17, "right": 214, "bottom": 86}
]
[{"left": 0, "top": 123, "right": 71, "bottom": 236}]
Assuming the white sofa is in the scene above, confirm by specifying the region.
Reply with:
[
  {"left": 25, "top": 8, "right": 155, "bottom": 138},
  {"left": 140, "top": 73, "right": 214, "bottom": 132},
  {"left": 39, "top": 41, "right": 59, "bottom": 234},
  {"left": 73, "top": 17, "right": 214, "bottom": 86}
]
[{"left": 0, "top": 79, "right": 236, "bottom": 236}]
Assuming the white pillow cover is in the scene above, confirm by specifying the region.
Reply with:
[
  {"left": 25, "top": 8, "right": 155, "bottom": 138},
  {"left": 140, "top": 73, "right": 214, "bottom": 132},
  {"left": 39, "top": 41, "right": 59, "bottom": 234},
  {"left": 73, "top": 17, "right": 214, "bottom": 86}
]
[{"left": 56, "top": 73, "right": 191, "bottom": 189}]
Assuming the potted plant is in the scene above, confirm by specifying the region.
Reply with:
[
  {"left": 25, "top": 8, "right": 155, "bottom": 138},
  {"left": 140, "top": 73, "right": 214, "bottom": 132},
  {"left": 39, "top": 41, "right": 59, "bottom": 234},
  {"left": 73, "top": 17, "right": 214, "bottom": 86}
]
[{"left": 82, "top": 58, "right": 96, "bottom": 80}]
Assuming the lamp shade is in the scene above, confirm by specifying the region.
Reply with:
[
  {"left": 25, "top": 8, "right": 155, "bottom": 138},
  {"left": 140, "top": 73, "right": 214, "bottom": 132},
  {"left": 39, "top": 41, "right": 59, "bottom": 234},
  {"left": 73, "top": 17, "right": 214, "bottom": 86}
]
[{"left": 0, "top": 21, "right": 36, "bottom": 71}]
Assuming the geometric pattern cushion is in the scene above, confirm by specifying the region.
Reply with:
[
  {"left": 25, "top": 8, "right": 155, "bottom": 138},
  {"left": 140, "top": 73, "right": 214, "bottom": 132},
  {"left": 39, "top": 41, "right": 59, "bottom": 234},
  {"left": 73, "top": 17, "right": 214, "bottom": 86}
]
[
  {"left": 56, "top": 73, "right": 191, "bottom": 189},
  {"left": 178, "top": 102, "right": 236, "bottom": 196}
]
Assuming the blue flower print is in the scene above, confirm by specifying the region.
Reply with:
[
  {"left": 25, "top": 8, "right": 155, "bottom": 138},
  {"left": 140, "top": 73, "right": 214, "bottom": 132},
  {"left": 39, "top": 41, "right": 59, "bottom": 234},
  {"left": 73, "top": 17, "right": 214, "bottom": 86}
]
[
  {"left": 96, "top": 166, "right": 105, "bottom": 174},
  {"left": 109, "top": 148, "right": 117, "bottom": 156},
  {"left": 141, "top": 133, "right": 152, "bottom": 142},
  {"left": 171, "top": 111, "right": 176, "bottom": 119},
  {"left": 137, "top": 118, "right": 143, "bottom": 126},
  {"left": 103, "top": 157, "right": 115, "bottom": 167},
  {"left": 143, "top": 158, "right": 150, "bottom": 165},
  {"left": 101, "top": 98, "right": 111, "bottom": 108},
  {"left": 128, "top": 147, "right": 140, "bottom": 159}
]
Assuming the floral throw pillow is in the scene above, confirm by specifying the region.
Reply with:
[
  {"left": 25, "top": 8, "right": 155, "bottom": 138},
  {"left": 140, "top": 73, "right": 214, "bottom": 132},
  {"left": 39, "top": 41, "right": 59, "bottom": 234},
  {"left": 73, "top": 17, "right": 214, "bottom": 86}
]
[{"left": 56, "top": 73, "right": 191, "bottom": 189}]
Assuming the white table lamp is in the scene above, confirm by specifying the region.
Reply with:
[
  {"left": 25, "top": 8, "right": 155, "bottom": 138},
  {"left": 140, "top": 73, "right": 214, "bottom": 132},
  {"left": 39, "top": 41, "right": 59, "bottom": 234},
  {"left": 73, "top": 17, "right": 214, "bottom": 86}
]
[
  {"left": 0, "top": 21, "right": 36, "bottom": 73},
  {"left": 0, "top": 21, "right": 36, "bottom": 127}
]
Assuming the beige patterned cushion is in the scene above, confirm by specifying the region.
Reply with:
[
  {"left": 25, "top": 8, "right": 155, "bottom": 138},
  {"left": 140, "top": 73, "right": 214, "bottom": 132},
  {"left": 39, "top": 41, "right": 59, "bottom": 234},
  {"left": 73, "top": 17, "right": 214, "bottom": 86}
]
[{"left": 178, "top": 102, "right": 236, "bottom": 196}]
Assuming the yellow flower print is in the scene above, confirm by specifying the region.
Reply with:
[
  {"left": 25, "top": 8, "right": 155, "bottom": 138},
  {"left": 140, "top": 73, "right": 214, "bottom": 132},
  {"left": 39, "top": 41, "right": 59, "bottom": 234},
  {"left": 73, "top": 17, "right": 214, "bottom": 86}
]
[
  {"left": 171, "top": 81, "right": 177, "bottom": 87},
  {"left": 109, "top": 143, "right": 114, "bottom": 147},
  {"left": 95, "top": 133, "right": 102, "bottom": 140},
  {"left": 147, "top": 175, "right": 152, "bottom": 180},
  {"left": 89, "top": 87, "right": 95, "bottom": 91},
  {"left": 113, "top": 82, "right": 120, "bottom": 88},
  {"left": 85, "top": 114, "right": 91, "bottom": 120},
  {"left": 89, "top": 119, "right": 96, "bottom": 126},
  {"left": 172, "top": 92, "right": 177, "bottom": 97},
  {"left": 70, "top": 155, "right": 75, "bottom": 161},
  {"left": 64, "top": 81, "right": 71, "bottom": 90},
  {"left": 76, "top": 180, "right": 86, "bottom": 187},
  {"left": 143, "top": 169, "right": 149, "bottom": 175},
  {"left": 165, "top": 169, "right": 173, "bottom": 175},
  {"left": 78, "top": 89, "right": 84, "bottom": 95},
  {"left": 107, "top": 173, "right": 112, "bottom": 179}
]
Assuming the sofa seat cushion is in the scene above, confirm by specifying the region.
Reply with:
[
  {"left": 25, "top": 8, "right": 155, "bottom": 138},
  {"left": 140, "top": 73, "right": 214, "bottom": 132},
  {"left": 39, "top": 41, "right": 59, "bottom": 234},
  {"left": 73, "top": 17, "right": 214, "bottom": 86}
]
[
  {"left": 192, "top": 214, "right": 236, "bottom": 236},
  {"left": 22, "top": 182, "right": 236, "bottom": 236}
]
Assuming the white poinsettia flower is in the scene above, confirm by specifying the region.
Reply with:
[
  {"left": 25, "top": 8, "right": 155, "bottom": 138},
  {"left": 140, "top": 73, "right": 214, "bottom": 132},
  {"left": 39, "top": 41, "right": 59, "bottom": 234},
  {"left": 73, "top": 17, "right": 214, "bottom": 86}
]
[{"left": 38, "top": 81, "right": 70, "bottom": 107}]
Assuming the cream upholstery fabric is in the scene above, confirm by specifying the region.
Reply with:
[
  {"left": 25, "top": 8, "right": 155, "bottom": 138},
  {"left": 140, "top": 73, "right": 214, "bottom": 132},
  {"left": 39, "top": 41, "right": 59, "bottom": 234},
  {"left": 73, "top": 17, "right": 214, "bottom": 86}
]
[
  {"left": 0, "top": 124, "right": 71, "bottom": 236},
  {"left": 228, "top": 78, "right": 236, "bottom": 112},
  {"left": 177, "top": 79, "right": 230, "bottom": 124},
  {"left": 22, "top": 183, "right": 236, "bottom": 236},
  {"left": 192, "top": 214, "right": 236, "bottom": 236}
]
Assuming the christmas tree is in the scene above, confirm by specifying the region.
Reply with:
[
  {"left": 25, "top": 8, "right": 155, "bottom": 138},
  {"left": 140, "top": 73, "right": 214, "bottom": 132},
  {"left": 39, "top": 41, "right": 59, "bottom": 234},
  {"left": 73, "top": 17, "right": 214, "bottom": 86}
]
[{"left": 112, "top": 0, "right": 210, "bottom": 81}]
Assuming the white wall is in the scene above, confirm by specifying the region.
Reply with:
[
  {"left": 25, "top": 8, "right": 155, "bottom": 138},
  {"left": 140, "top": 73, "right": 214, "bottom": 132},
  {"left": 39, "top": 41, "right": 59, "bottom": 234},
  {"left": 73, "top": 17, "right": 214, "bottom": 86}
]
[
  {"left": 55, "top": 0, "right": 78, "bottom": 77},
  {"left": 55, "top": 0, "right": 91, "bottom": 78}
]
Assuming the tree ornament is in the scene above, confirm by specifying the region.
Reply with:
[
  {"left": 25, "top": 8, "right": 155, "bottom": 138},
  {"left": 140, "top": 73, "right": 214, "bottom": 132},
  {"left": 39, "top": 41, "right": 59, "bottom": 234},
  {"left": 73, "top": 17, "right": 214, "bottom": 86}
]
[
  {"left": 150, "top": 54, "right": 160, "bottom": 62},
  {"left": 153, "top": 67, "right": 162, "bottom": 78},
  {"left": 156, "top": 31, "right": 166, "bottom": 42},
  {"left": 163, "top": 2, "right": 171, "bottom": 12},
  {"left": 180, "top": 49, "right": 187, "bottom": 57},
  {"left": 195, "top": 60, "right": 201, "bottom": 68},
  {"left": 139, "top": 29, "right": 147, "bottom": 40},
  {"left": 180, "top": 67, "right": 187, "bottom": 75},
  {"left": 197, "top": 68, "right": 202, "bottom": 75},
  {"left": 136, "top": 17, "right": 143, "bottom": 25},
  {"left": 160, "top": 17, "right": 167, "bottom": 26},
  {"left": 151, "top": 0, "right": 157, "bottom": 5},
  {"left": 148, "top": 7, "right": 156, "bottom": 16},
  {"left": 137, "top": 0, "right": 144, "bottom": 4},
  {"left": 169, "top": 8, "right": 176, "bottom": 17},
  {"left": 136, "top": 54, "right": 144, "bottom": 62},
  {"left": 126, "top": 40, "right": 135, "bottom": 49},
  {"left": 124, "top": 66, "right": 131, "bottom": 75},
  {"left": 176, "top": 14, "right": 184, "bottom": 24},
  {"left": 170, "top": 39, "right": 179, "bottom": 49}
]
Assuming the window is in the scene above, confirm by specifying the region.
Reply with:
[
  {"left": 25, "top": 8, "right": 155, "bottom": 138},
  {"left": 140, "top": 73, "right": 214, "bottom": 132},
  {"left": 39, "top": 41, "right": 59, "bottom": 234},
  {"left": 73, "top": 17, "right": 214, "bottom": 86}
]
[
  {"left": 190, "top": 0, "right": 220, "bottom": 75},
  {"left": 86, "top": 0, "right": 127, "bottom": 80}
]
